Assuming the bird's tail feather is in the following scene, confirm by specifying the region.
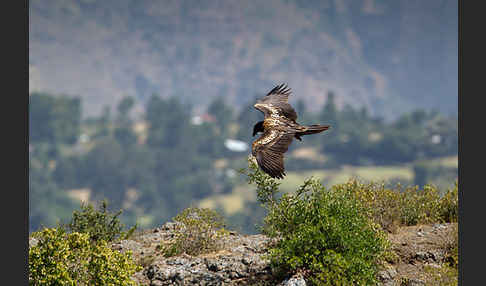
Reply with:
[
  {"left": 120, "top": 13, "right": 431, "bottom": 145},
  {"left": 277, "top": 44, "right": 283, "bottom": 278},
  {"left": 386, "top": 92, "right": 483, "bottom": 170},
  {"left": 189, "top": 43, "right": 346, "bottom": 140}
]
[{"left": 299, "top": 124, "right": 330, "bottom": 136}]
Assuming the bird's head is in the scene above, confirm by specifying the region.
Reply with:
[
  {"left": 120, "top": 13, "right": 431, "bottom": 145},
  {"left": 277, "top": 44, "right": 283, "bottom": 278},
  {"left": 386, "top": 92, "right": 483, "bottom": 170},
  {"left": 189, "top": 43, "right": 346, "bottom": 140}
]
[
  {"left": 253, "top": 100, "right": 264, "bottom": 110},
  {"left": 252, "top": 121, "right": 265, "bottom": 136}
]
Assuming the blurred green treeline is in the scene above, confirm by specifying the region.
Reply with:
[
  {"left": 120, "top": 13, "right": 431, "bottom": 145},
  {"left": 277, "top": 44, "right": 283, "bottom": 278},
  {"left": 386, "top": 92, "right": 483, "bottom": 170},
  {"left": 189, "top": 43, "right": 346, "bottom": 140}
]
[{"left": 29, "top": 91, "right": 457, "bottom": 233}]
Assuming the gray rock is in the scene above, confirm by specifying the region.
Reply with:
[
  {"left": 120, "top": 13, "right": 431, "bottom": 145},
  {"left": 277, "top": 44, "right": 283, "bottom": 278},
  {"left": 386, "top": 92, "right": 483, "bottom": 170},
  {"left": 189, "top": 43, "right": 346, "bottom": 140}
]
[
  {"left": 112, "top": 239, "right": 142, "bottom": 252},
  {"left": 29, "top": 238, "right": 39, "bottom": 248},
  {"left": 414, "top": 250, "right": 442, "bottom": 263},
  {"left": 241, "top": 256, "right": 252, "bottom": 265},
  {"left": 205, "top": 258, "right": 222, "bottom": 272},
  {"left": 380, "top": 282, "right": 398, "bottom": 286},
  {"left": 278, "top": 274, "right": 306, "bottom": 286},
  {"left": 160, "top": 221, "right": 181, "bottom": 231},
  {"left": 406, "top": 278, "right": 425, "bottom": 286},
  {"left": 387, "top": 268, "right": 398, "bottom": 279},
  {"left": 414, "top": 251, "right": 430, "bottom": 261},
  {"left": 142, "top": 243, "right": 271, "bottom": 285},
  {"left": 432, "top": 223, "right": 447, "bottom": 230},
  {"left": 123, "top": 222, "right": 458, "bottom": 285},
  {"left": 378, "top": 267, "right": 398, "bottom": 282}
]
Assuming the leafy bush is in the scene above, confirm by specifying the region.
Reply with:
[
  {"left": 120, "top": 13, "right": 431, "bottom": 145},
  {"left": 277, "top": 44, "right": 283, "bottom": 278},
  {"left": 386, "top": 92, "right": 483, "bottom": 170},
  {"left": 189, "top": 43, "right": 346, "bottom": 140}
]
[
  {"left": 399, "top": 184, "right": 442, "bottom": 226},
  {"left": 245, "top": 158, "right": 390, "bottom": 285},
  {"left": 160, "top": 207, "right": 228, "bottom": 257},
  {"left": 347, "top": 180, "right": 459, "bottom": 232},
  {"left": 438, "top": 181, "right": 458, "bottom": 223},
  {"left": 62, "top": 200, "right": 137, "bottom": 242},
  {"left": 29, "top": 228, "right": 141, "bottom": 285},
  {"left": 346, "top": 181, "right": 402, "bottom": 233}
]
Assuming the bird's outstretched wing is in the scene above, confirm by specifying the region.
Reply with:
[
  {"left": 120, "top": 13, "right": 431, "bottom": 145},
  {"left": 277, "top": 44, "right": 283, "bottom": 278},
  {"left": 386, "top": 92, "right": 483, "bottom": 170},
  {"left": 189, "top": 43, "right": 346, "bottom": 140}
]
[
  {"left": 266, "top": 83, "right": 292, "bottom": 100},
  {"left": 252, "top": 129, "right": 294, "bottom": 179},
  {"left": 254, "top": 84, "right": 298, "bottom": 121}
]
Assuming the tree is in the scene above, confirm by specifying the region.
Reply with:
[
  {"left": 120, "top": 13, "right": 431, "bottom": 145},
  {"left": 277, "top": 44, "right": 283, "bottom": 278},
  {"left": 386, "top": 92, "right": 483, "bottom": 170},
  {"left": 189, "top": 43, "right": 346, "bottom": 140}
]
[
  {"left": 207, "top": 96, "right": 234, "bottom": 136},
  {"left": 94, "top": 105, "right": 112, "bottom": 139},
  {"left": 81, "top": 138, "right": 127, "bottom": 209},
  {"left": 146, "top": 94, "right": 192, "bottom": 148},
  {"left": 117, "top": 96, "right": 135, "bottom": 118},
  {"left": 114, "top": 96, "right": 137, "bottom": 146},
  {"left": 29, "top": 149, "right": 77, "bottom": 232},
  {"left": 29, "top": 92, "right": 81, "bottom": 145},
  {"left": 319, "top": 91, "right": 338, "bottom": 129},
  {"left": 143, "top": 93, "right": 217, "bottom": 220}
]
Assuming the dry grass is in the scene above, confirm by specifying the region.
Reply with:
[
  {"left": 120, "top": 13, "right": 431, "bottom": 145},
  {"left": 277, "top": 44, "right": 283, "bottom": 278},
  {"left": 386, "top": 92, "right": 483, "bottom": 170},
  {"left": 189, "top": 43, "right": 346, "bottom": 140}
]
[
  {"left": 351, "top": 180, "right": 458, "bottom": 232},
  {"left": 160, "top": 208, "right": 228, "bottom": 257}
]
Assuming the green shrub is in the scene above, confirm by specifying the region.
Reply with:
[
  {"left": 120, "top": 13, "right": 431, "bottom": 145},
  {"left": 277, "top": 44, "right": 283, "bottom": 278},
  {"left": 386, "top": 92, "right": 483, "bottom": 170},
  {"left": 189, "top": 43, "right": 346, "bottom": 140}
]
[
  {"left": 160, "top": 207, "right": 228, "bottom": 257},
  {"left": 399, "top": 184, "right": 442, "bottom": 226},
  {"left": 345, "top": 180, "right": 459, "bottom": 231},
  {"left": 29, "top": 228, "right": 141, "bottom": 285},
  {"left": 346, "top": 181, "right": 402, "bottom": 233},
  {"left": 438, "top": 181, "right": 458, "bottom": 223},
  {"left": 245, "top": 158, "right": 390, "bottom": 285},
  {"left": 63, "top": 200, "right": 137, "bottom": 242}
]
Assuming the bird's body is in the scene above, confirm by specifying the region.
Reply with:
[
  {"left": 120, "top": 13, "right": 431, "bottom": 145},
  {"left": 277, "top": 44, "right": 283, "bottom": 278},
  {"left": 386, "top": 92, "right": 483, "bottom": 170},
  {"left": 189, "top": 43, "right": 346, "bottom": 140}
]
[{"left": 251, "top": 84, "right": 330, "bottom": 179}]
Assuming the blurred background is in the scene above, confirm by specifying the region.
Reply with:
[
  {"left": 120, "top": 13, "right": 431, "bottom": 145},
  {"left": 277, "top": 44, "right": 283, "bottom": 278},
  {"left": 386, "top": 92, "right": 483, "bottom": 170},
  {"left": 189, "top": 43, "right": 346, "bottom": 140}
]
[{"left": 29, "top": 0, "right": 458, "bottom": 234}]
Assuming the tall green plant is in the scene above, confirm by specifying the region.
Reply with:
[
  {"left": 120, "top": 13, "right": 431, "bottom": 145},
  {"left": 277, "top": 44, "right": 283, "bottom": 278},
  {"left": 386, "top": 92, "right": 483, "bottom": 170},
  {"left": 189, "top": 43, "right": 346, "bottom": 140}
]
[
  {"left": 29, "top": 228, "right": 141, "bottom": 285},
  {"left": 160, "top": 207, "right": 228, "bottom": 257},
  {"left": 243, "top": 157, "right": 390, "bottom": 285},
  {"left": 63, "top": 200, "right": 137, "bottom": 242}
]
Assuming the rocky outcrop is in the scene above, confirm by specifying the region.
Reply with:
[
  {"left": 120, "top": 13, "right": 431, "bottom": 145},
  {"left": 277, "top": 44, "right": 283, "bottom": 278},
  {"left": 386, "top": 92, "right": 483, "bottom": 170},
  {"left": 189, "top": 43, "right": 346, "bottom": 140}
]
[
  {"left": 379, "top": 223, "right": 457, "bottom": 286},
  {"left": 112, "top": 223, "right": 276, "bottom": 285},
  {"left": 111, "top": 222, "right": 457, "bottom": 286}
]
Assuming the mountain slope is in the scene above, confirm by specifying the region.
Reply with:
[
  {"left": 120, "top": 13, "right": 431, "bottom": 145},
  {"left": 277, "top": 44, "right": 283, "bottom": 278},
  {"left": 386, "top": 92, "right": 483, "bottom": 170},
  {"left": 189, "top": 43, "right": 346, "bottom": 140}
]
[{"left": 29, "top": 0, "right": 458, "bottom": 119}]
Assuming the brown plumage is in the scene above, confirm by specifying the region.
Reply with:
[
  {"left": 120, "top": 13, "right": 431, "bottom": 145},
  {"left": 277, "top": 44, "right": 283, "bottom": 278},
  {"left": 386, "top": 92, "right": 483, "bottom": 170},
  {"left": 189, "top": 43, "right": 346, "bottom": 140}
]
[{"left": 251, "top": 84, "right": 330, "bottom": 179}]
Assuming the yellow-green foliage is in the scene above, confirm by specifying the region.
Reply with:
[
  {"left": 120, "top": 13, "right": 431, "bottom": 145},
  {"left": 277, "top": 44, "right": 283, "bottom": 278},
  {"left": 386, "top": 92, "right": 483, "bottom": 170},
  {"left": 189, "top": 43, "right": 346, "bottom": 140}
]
[
  {"left": 244, "top": 158, "right": 459, "bottom": 285},
  {"left": 438, "top": 182, "right": 458, "bottom": 223},
  {"left": 65, "top": 200, "right": 137, "bottom": 243},
  {"left": 346, "top": 180, "right": 458, "bottom": 232},
  {"left": 245, "top": 160, "right": 390, "bottom": 285},
  {"left": 29, "top": 228, "right": 141, "bottom": 286},
  {"left": 400, "top": 184, "right": 442, "bottom": 226},
  {"left": 344, "top": 181, "right": 402, "bottom": 233},
  {"left": 160, "top": 207, "right": 228, "bottom": 257}
]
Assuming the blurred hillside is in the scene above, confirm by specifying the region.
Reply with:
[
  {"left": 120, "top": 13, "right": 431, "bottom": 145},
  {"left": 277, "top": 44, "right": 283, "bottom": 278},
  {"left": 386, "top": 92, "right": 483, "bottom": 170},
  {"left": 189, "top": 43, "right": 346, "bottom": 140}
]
[
  {"left": 29, "top": 0, "right": 458, "bottom": 119},
  {"left": 29, "top": 91, "right": 458, "bottom": 234}
]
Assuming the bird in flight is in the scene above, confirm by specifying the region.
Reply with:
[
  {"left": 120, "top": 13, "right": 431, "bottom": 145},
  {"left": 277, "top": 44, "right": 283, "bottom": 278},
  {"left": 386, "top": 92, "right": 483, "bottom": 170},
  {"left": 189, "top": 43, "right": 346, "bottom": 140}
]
[{"left": 251, "top": 84, "right": 330, "bottom": 179}]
